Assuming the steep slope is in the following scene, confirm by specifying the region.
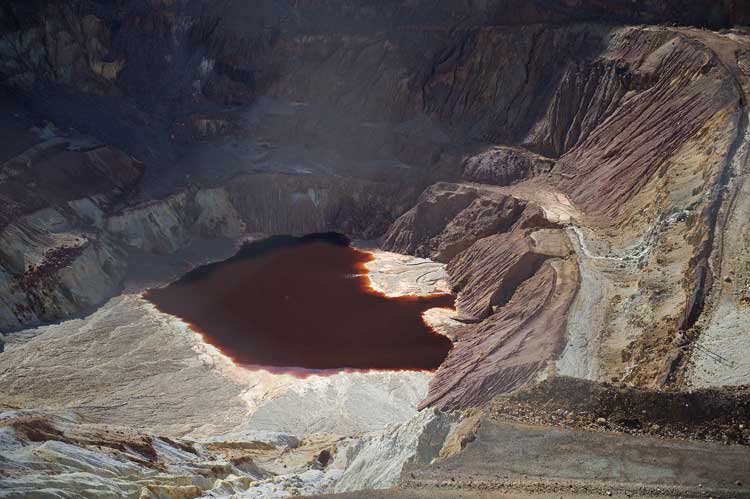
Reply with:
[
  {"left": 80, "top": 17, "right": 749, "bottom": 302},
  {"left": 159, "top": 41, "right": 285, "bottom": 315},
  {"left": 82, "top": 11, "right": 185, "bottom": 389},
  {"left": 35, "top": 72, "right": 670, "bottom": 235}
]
[
  {"left": 0, "top": 0, "right": 748, "bottom": 424},
  {"left": 1, "top": 2, "right": 750, "bottom": 498},
  {"left": 0, "top": 104, "right": 143, "bottom": 330}
]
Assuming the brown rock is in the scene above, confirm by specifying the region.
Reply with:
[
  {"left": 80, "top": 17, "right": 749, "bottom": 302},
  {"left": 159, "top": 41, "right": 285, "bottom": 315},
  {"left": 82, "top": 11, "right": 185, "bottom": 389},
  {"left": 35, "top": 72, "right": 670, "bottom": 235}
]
[
  {"left": 421, "top": 250, "right": 579, "bottom": 410},
  {"left": 556, "top": 30, "right": 739, "bottom": 216},
  {"left": 381, "top": 183, "right": 528, "bottom": 262},
  {"left": 462, "top": 146, "right": 554, "bottom": 186},
  {"left": 447, "top": 229, "right": 573, "bottom": 321}
]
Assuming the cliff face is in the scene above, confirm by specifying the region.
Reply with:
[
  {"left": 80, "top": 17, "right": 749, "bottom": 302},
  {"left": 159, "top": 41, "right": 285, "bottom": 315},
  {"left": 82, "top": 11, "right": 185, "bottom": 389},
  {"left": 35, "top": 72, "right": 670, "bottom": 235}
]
[
  {"left": 1, "top": 1, "right": 749, "bottom": 403},
  {"left": 0, "top": 106, "right": 143, "bottom": 329}
]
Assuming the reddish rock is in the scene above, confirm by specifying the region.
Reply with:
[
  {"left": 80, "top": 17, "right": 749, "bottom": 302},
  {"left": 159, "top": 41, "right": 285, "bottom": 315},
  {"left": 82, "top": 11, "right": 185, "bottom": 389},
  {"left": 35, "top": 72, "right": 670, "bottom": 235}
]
[
  {"left": 463, "top": 146, "right": 554, "bottom": 186},
  {"left": 556, "top": 30, "right": 739, "bottom": 216},
  {"left": 446, "top": 230, "right": 571, "bottom": 321},
  {"left": 422, "top": 250, "right": 579, "bottom": 410}
]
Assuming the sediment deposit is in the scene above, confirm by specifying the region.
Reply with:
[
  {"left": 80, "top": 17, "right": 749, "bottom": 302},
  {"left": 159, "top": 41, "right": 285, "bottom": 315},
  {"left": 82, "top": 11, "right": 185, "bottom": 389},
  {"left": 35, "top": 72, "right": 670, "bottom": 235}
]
[{"left": 1, "top": 1, "right": 750, "bottom": 497}]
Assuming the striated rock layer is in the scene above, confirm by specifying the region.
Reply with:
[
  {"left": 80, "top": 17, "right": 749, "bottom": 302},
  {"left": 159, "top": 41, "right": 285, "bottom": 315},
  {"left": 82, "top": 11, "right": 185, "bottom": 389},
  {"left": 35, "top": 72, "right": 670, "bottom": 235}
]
[
  {"left": 0, "top": 116, "right": 143, "bottom": 330},
  {"left": 382, "top": 181, "right": 580, "bottom": 409},
  {"left": 2, "top": 3, "right": 750, "bottom": 498},
  {"left": 0, "top": 0, "right": 749, "bottom": 429}
]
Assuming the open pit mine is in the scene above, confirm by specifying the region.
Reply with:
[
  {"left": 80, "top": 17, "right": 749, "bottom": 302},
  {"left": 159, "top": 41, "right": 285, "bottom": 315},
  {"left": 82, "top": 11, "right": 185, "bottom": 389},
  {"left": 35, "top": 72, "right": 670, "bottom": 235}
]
[{"left": 2, "top": 1, "right": 750, "bottom": 498}]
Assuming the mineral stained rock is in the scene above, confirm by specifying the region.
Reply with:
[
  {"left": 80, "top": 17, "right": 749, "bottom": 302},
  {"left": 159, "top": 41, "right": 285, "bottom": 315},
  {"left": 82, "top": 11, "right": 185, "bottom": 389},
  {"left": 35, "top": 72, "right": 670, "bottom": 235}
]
[
  {"left": 381, "top": 183, "right": 529, "bottom": 263},
  {"left": 423, "top": 255, "right": 578, "bottom": 410},
  {"left": 556, "top": 29, "right": 740, "bottom": 217},
  {"left": 1, "top": 8, "right": 750, "bottom": 498},
  {"left": 379, "top": 177, "right": 581, "bottom": 409},
  {"left": 462, "top": 146, "right": 555, "bottom": 186},
  {"left": 447, "top": 229, "right": 574, "bottom": 322},
  {"left": 0, "top": 118, "right": 143, "bottom": 329}
]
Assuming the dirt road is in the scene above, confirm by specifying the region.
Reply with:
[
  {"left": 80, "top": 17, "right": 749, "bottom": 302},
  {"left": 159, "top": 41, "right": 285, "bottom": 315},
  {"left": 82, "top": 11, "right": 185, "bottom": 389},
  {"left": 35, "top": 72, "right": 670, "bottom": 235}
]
[{"left": 308, "top": 419, "right": 750, "bottom": 498}]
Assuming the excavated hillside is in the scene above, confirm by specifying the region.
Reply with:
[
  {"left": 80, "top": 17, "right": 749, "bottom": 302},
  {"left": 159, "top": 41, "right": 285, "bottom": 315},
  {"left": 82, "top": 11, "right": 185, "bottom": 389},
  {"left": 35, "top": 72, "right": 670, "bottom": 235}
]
[{"left": 1, "top": 1, "right": 750, "bottom": 497}]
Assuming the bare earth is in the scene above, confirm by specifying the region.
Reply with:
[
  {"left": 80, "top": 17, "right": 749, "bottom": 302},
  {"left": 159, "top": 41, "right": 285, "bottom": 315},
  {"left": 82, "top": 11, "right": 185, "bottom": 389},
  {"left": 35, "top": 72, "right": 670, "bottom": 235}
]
[{"left": 307, "top": 419, "right": 750, "bottom": 499}]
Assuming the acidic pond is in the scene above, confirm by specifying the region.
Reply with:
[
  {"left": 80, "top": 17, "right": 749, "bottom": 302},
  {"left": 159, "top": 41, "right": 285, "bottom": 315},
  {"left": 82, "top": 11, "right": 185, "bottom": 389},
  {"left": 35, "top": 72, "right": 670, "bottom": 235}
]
[{"left": 145, "top": 233, "right": 454, "bottom": 371}]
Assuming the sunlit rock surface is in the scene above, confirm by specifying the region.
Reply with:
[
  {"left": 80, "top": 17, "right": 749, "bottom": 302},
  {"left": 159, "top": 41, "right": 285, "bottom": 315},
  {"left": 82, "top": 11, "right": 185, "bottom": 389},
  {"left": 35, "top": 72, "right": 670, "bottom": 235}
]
[
  {"left": 0, "top": 406, "right": 464, "bottom": 499},
  {"left": 1, "top": 246, "right": 455, "bottom": 438},
  {"left": 0, "top": 246, "right": 464, "bottom": 497},
  {"left": 2, "top": 2, "right": 750, "bottom": 497}
]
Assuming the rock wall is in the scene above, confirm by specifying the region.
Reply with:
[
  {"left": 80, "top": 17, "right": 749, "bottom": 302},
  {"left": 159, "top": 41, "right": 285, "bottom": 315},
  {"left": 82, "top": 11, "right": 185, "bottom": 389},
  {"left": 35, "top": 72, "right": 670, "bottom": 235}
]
[
  {"left": 556, "top": 29, "right": 740, "bottom": 216},
  {"left": 381, "top": 181, "right": 581, "bottom": 409},
  {"left": 381, "top": 183, "right": 529, "bottom": 262},
  {"left": 0, "top": 125, "right": 143, "bottom": 330},
  {"left": 462, "top": 146, "right": 554, "bottom": 186},
  {"left": 0, "top": 232, "right": 126, "bottom": 331},
  {"left": 333, "top": 408, "right": 462, "bottom": 493},
  {"left": 1, "top": 0, "right": 749, "bottom": 397},
  {"left": 226, "top": 173, "right": 406, "bottom": 239},
  {"left": 424, "top": 257, "right": 578, "bottom": 411}
]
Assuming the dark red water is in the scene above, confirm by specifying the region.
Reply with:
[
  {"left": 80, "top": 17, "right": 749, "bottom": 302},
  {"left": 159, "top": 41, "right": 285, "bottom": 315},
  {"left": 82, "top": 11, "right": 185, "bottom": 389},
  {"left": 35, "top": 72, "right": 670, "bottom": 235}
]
[{"left": 144, "top": 233, "right": 454, "bottom": 372}]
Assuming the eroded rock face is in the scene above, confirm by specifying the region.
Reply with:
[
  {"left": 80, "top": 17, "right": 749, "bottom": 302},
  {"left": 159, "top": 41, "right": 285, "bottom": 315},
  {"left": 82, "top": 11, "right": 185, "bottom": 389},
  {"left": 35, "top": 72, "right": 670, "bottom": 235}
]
[
  {"left": 381, "top": 183, "right": 528, "bottom": 263},
  {"left": 226, "top": 173, "right": 406, "bottom": 239},
  {"left": 556, "top": 29, "right": 740, "bottom": 217},
  {"left": 0, "top": 0, "right": 749, "bottom": 436},
  {"left": 422, "top": 255, "right": 579, "bottom": 410},
  {"left": 447, "top": 230, "right": 571, "bottom": 322},
  {"left": 462, "top": 146, "right": 554, "bottom": 186},
  {"left": 379, "top": 175, "right": 583, "bottom": 409},
  {"left": 0, "top": 122, "right": 143, "bottom": 329},
  {"left": 0, "top": 4, "right": 122, "bottom": 92},
  {"left": 384, "top": 187, "right": 579, "bottom": 409},
  {"left": 0, "top": 233, "right": 127, "bottom": 330},
  {"left": 332, "top": 408, "right": 462, "bottom": 493}
]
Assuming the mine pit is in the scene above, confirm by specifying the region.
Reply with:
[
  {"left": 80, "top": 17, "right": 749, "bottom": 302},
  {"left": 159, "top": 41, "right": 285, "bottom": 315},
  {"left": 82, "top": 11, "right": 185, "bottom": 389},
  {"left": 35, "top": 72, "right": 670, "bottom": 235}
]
[{"left": 145, "top": 232, "right": 454, "bottom": 372}]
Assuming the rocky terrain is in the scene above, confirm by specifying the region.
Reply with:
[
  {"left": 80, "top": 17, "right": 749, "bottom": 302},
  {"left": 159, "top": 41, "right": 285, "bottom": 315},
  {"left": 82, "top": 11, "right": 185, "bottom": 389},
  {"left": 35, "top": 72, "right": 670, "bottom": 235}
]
[{"left": 1, "top": 1, "right": 750, "bottom": 497}]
